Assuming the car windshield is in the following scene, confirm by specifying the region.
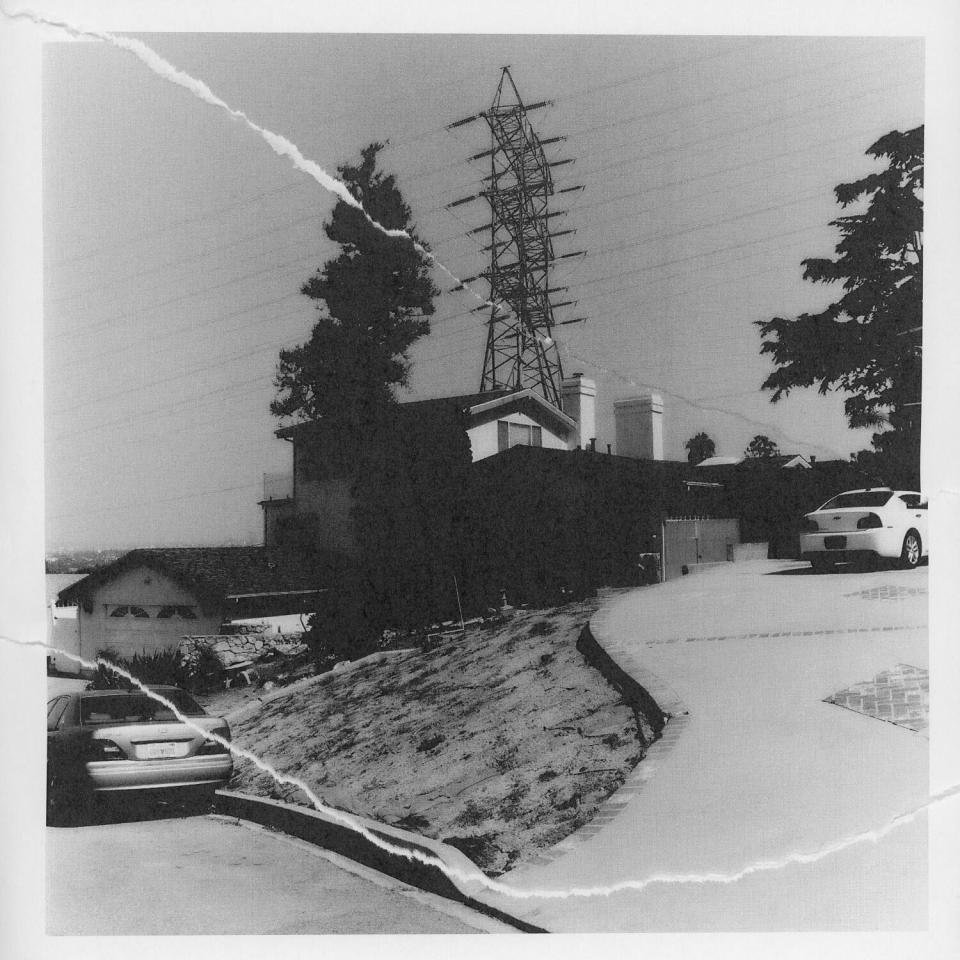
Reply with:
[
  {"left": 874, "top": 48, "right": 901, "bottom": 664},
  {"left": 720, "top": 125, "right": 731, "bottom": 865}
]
[
  {"left": 80, "top": 690, "right": 207, "bottom": 725},
  {"left": 819, "top": 491, "right": 893, "bottom": 510}
]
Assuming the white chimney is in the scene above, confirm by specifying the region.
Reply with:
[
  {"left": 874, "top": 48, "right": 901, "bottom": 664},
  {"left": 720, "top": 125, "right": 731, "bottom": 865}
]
[
  {"left": 614, "top": 393, "right": 664, "bottom": 460},
  {"left": 560, "top": 373, "right": 597, "bottom": 450}
]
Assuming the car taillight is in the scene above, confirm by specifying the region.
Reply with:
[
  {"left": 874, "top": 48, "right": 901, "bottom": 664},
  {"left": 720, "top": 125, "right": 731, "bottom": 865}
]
[
  {"left": 198, "top": 725, "right": 231, "bottom": 755},
  {"left": 857, "top": 513, "right": 883, "bottom": 529},
  {"left": 87, "top": 739, "right": 124, "bottom": 761},
  {"left": 801, "top": 517, "right": 819, "bottom": 533}
]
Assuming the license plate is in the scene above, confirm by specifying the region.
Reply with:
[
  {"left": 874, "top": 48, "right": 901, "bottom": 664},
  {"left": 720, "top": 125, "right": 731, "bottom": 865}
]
[
  {"left": 138, "top": 742, "right": 179, "bottom": 760},
  {"left": 824, "top": 535, "right": 847, "bottom": 550}
]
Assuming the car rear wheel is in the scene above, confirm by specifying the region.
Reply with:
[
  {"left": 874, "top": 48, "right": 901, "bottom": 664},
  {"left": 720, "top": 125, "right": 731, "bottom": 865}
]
[{"left": 900, "top": 531, "right": 922, "bottom": 570}]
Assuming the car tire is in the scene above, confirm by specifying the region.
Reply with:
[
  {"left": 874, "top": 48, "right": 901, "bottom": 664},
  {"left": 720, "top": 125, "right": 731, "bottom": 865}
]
[
  {"left": 811, "top": 557, "right": 834, "bottom": 574},
  {"left": 900, "top": 530, "right": 922, "bottom": 570}
]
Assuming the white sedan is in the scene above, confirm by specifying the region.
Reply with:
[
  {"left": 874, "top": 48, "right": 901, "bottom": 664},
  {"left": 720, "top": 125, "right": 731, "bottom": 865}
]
[{"left": 799, "top": 488, "right": 928, "bottom": 572}]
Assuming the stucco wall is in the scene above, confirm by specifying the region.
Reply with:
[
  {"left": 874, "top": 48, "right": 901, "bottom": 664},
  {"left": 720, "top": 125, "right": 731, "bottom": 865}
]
[
  {"left": 261, "top": 497, "right": 296, "bottom": 547},
  {"left": 79, "top": 566, "right": 221, "bottom": 660},
  {"left": 468, "top": 411, "right": 571, "bottom": 462},
  {"left": 291, "top": 478, "right": 359, "bottom": 555}
]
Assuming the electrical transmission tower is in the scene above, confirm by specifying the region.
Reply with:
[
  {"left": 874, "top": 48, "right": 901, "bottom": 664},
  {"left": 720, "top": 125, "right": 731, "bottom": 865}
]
[{"left": 447, "top": 67, "right": 585, "bottom": 408}]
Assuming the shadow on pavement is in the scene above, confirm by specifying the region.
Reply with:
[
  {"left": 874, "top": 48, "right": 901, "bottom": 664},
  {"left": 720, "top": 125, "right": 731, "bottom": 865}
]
[
  {"left": 766, "top": 559, "right": 926, "bottom": 576},
  {"left": 60, "top": 790, "right": 217, "bottom": 828},
  {"left": 766, "top": 563, "right": 886, "bottom": 577}
]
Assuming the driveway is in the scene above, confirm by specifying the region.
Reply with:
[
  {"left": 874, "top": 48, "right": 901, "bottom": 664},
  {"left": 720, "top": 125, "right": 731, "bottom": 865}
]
[
  {"left": 47, "top": 810, "right": 508, "bottom": 934},
  {"left": 476, "top": 559, "right": 932, "bottom": 932}
]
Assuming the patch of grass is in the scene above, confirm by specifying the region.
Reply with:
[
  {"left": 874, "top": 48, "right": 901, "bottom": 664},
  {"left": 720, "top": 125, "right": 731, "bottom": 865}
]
[
  {"left": 393, "top": 812, "right": 430, "bottom": 831},
  {"left": 499, "top": 780, "right": 530, "bottom": 821},
  {"left": 442, "top": 833, "right": 502, "bottom": 870},
  {"left": 416, "top": 734, "right": 445, "bottom": 753},
  {"left": 455, "top": 799, "right": 496, "bottom": 827},
  {"left": 492, "top": 744, "right": 519, "bottom": 772}
]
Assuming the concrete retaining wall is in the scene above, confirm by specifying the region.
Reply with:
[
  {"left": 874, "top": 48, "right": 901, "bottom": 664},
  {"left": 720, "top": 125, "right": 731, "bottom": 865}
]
[{"left": 733, "top": 541, "right": 770, "bottom": 562}]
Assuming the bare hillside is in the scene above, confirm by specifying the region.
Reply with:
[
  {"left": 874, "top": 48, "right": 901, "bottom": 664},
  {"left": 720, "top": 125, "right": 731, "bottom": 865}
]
[{"left": 225, "top": 600, "right": 661, "bottom": 875}]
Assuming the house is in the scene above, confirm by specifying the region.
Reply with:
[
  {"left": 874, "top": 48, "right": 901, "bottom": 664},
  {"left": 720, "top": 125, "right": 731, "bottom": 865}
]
[
  {"left": 696, "top": 454, "right": 812, "bottom": 469},
  {"left": 56, "top": 547, "right": 333, "bottom": 666},
  {"left": 464, "top": 445, "right": 738, "bottom": 599},
  {"left": 260, "top": 378, "right": 599, "bottom": 552}
]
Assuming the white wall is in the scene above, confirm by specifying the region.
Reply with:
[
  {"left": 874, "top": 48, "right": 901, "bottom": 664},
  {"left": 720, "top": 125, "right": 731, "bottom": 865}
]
[
  {"left": 615, "top": 394, "right": 665, "bottom": 460},
  {"left": 468, "top": 411, "right": 571, "bottom": 462},
  {"left": 78, "top": 566, "right": 221, "bottom": 661},
  {"left": 560, "top": 376, "right": 597, "bottom": 449}
]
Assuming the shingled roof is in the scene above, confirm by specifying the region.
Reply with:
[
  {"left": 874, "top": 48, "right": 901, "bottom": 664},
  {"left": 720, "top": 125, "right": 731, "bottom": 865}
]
[
  {"left": 274, "top": 391, "right": 513, "bottom": 441},
  {"left": 57, "top": 546, "right": 338, "bottom": 614}
]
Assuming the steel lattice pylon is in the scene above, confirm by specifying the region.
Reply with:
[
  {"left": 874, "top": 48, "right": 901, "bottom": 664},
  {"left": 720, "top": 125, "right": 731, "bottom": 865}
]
[{"left": 477, "top": 69, "right": 568, "bottom": 408}]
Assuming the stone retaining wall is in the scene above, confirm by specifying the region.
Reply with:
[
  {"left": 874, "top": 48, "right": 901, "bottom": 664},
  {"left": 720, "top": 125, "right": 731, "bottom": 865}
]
[{"left": 179, "top": 633, "right": 307, "bottom": 668}]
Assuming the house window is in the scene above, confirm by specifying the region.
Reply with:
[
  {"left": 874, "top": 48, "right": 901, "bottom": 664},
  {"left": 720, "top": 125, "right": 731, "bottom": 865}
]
[
  {"left": 157, "top": 605, "right": 199, "bottom": 620},
  {"left": 497, "top": 420, "right": 543, "bottom": 452},
  {"left": 108, "top": 605, "right": 150, "bottom": 618}
]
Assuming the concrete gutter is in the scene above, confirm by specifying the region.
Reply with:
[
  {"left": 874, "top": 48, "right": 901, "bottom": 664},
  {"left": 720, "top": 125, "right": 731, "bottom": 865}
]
[{"left": 213, "top": 789, "right": 546, "bottom": 933}]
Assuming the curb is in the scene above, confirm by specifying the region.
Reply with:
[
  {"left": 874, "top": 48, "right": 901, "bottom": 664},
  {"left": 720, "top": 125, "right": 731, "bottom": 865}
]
[
  {"left": 576, "top": 622, "right": 666, "bottom": 737},
  {"left": 513, "top": 593, "right": 691, "bottom": 871},
  {"left": 213, "top": 789, "right": 546, "bottom": 933}
]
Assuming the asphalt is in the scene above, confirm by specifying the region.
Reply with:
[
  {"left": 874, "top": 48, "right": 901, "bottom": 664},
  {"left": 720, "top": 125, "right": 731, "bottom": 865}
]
[
  {"left": 467, "top": 558, "right": 933, "bottom": 932},
  {"left": 46, "top": 812, "right": 512, "bottom": 934}
]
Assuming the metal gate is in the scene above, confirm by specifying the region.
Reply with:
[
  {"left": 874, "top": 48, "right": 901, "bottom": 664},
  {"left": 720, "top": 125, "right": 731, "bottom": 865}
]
[{"left": 661, "top": 518, "right": 740, "bottom": 581}]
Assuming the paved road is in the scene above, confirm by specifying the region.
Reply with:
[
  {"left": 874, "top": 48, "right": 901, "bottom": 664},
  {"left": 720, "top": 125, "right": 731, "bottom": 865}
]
[
  {"left": 47, "top": 810, "right": 505, "bottom": 934},
  {"left": 474, "top": 559, "right": 936, "bottom": 932}
]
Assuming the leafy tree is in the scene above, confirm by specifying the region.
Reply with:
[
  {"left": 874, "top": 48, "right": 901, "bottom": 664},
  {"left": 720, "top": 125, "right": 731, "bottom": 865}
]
[
  {"left": 756, "top": 126, "right": 922, "bottom": 487},
  {"left": 272, "top": 143, "right": 439, "bottom": 429},
  {"left": 744, "top": 434, "right": 780, "bottom": 460},
  {"left": 684, "top": 432, "right": 716, "bottom": 464}
]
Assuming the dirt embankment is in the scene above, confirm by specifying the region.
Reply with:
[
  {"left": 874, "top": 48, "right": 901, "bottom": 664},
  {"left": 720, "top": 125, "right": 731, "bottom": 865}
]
[{"left": 222, "top": 599, "right": 662, "bottom": 875}]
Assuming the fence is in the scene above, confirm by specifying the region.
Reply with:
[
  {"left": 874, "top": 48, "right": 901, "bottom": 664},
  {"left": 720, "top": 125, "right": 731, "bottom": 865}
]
[{"left": 661, "top": 517, "right": 740, "bottom": 581}]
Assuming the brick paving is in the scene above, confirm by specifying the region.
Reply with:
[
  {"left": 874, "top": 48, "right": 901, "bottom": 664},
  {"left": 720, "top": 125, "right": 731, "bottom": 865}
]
[
  {"left": 644, "top": 623, "right": 926, "bottom": 646},
  {"left": 824, "top": 663, "right": 929, "bottom": 733}
]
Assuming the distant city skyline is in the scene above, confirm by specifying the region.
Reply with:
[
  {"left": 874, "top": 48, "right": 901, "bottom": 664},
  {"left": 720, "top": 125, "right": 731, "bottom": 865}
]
[{"left": 43, "top": 33, "right": 923, "bottom": 550}]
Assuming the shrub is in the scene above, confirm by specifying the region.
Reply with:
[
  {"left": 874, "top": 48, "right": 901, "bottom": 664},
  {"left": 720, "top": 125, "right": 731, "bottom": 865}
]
[{"left": 89, "top": 645, "right": 223, "bottom": 692}]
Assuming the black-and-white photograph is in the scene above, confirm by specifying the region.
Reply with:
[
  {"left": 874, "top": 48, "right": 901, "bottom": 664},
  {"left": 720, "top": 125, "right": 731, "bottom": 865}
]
[{"left": 3, "top": 2, "right": 959, "bottom": 954}]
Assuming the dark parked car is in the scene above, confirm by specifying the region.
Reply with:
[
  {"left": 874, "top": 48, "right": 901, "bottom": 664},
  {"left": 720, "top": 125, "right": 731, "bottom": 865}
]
[{"left": 47, "top": 686, "right": 232, "bottom": 825}]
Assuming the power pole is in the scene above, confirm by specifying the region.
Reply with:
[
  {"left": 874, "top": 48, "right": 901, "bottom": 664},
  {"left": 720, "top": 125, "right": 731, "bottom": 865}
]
[{"left": 447, "top": 67, "right": 584, "bottom": 408}]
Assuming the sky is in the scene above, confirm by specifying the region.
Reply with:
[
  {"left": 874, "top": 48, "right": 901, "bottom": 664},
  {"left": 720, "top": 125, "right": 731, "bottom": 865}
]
[{"left": 41, "top": 32, "right": 925, "bottom": 551}]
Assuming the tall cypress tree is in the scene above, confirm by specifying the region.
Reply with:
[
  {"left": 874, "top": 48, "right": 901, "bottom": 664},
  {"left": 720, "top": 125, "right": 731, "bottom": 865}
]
[{"left": 272, "top": 143, "right": 439, "bottom": 429}]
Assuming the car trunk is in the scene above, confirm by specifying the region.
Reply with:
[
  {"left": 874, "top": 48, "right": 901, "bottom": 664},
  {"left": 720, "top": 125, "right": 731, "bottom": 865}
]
[
  {"left": 86, "top": 716, "right": 226, "bottom": 761},
  {"left": 810, "top": 508, "right": 878, "bottom": 533}
]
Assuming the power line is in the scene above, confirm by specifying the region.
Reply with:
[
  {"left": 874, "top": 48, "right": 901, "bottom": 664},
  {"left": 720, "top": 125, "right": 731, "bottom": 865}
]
[
  {"left": 56, "top": 255, "right": 318, "bottom": 344},
  {"left": 49, "top": 211, "right": 323, "bottom": 306},
  {"left": 49, "top": 177, "right": 316, "bottom": 269}
]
